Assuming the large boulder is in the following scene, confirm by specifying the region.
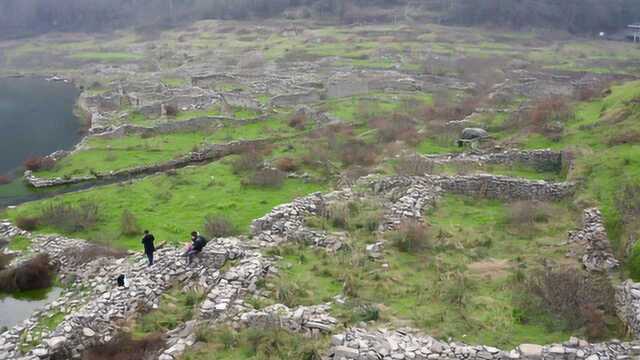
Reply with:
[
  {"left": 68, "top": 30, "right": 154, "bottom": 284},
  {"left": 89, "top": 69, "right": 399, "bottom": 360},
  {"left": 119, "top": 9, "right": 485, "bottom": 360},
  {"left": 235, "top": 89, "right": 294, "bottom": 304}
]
[{"left": 461, "top": 128, "right": 489, "bottom": 140}]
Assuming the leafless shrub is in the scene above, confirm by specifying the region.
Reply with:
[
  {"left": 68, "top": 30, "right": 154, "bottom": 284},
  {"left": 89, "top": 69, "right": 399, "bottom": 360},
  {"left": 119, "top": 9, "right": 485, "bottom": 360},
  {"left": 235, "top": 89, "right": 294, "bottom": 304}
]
[
  {"left": 23, "top": 156, "right": 55, "bottom": 171},
  {"left": 65, "top": 244, "right": 128, "bottom": 267},
  {"left": 231, "top": 151, "right": 263, "bottom": 174},
  {"left": 16, "top": 215, "right": 39, "bottom": 231},
  {"left": 368, "top": 113, "right": 419, "bottom": 144},
  {"left": 120, "top": 209, "right": 141, "bottom": 236},
  {"left": 0, "top": 254, "right": 53, "bottom": 292},
  {"left": 164, "top": 104, "right": 178, "bottom": 117},
  {"left": 527, "top": 97, "right": 572, "bottom": 140},
  {"left": 288, "top": 112, "right": 307, "bottom": 129},
  {"left": 243, "top": 168, "right": 286, "bottom": 188},
  {"left": 394, "top": 155, "right": 434, "bottom": 176},
  {"left": 522, "top": 267, "right": 614, "bottom": 338},
  {"left": 39, "top": 202, "right": 100, "bottom": 233},
  {"left": 507, "top": 201, "right": 553, "bottom": 226},
  {"left": 204, "top": 215, "right": 238, "bottom": 238},
  {"left": 607, "top": 131, "right": 640, "bottom": 146},
  {"left": 274, "top": 157, "right": 298, "bottom": 172},
  {"left": 0, "top": 175, "right": 10, "bottom": 185},
  {"left": 322, "top": 202, "right": 350, "bottom": 229},
  {"left": 388, "top": 220, "right": 432, "bottom": 253},
  {"left": 82, "top": 332, "right": 165, "bottom": 360},
  {"left": 339, "top": 140, "right": 377, "bottom": 167}
]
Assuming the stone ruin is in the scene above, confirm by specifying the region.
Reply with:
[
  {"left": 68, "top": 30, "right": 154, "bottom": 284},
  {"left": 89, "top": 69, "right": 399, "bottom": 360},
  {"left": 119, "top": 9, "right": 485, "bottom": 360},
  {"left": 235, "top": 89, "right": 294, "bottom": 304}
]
[
  {"left": 4, "top": 169, "right": 640, "bottom": 359},
  {"left": 568, "top": 208, "right": 620, "bottom": 272},
  {"left": 329, "top": 328, "right": 639, "bottom": 360}
]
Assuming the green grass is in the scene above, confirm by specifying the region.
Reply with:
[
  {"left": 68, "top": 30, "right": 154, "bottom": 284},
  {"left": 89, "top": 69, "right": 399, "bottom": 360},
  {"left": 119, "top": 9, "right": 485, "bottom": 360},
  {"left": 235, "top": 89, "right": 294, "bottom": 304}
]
[
  {"left": 132, "top": 287, "right": 204, "bottom": 338},
  {"left": 182, "top": 326, "right": 328, "bottom": 360},
  {"left": 11, "top": 161, "right": 326, "bottom": 250},
  {"left": 36, "top": 116, "right": 296, "bottom": 179},
  {"left": 266, "top": 195, "right": 600, "bottom": 348},
  {"left": 8, "top": 235, "right": 30, "bottom": 252},
  {"left": 514, "top": 81, "right": 640, "bottom": 250},
  {"left": 19, "top": 311, "right": 65, "bottom": 354}
]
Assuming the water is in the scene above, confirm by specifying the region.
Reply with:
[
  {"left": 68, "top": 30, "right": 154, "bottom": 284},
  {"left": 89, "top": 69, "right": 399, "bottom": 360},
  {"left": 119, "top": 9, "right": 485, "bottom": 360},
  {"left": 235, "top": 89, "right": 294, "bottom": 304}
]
[
  {"left": 0, "top": 287, "right": 62, "bottom": 328},
  {"left": 0, "top": 77, "right": 83, "bottom": 206}
]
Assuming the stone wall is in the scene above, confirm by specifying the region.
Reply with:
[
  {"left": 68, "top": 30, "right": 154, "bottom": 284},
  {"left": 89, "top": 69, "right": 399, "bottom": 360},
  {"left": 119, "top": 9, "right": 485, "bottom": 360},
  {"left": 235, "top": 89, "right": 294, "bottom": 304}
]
[
  {"left": 430, "top": 174, "right": 574, "bottom": 201},
  {"left": 330, "top": 328, "right": 640, "bottom": 360},
  {"left": 367, "top": 174, "right": 574, "bottom": 202},
  {"left": 424, "top": 149, "right": 564, "bottom": 173},
  {"left": 238, "top": 303, "right": 337, "bottom": 335},
  {"left": 568, "top": 208, "right": 620, "bottom": 272},
  {"left": 25, "top": 139, "right": 270, "bottom": 188},
  {"left": 270, "top": 90, "right": 323, "bottom": 107},
  {"left": 616, "top": 280, "right": 640, "bottom": 339}
]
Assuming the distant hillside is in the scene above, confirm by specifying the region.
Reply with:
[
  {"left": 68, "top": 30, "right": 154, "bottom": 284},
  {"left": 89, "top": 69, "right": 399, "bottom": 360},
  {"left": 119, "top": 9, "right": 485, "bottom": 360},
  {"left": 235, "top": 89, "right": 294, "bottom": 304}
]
[{"left": 2, "top": 0, "right": 639, "bottom": 39}]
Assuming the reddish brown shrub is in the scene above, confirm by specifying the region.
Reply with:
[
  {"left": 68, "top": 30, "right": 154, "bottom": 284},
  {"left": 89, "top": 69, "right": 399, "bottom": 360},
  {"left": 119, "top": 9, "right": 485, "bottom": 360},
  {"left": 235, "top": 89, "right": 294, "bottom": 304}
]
[
  {"left": 527, "top": 97, "right": 572, "bottom": 140},
  {"left": 0, "top": 175, "right": 10, "bottom": 185},
  {"left": 164, "top": 104, "right": 178, "bottom": 117},
  {"left": 607, "top": 131, "right": 640, "bottom": 146},
  {"left": 339, "top": 140, "right": 377, "bottom": 167},
  {"left": 82, "top": 333, "right": 165, "bottom": 360},
  {"left": 0, "top": 254, "right": 53, "bottom": 292},
  {"left": 16, "top": 215, "right": 39, "bottom": 231},
  {"left": 369, "top": 113, "right": 419, "bottom": 144},
  {"left": 231, "top": 151, "right": 264, "bottom": 174},
  {"left": 288, "top": 112, "right": 307, "bottom": 130},
  {"left": 23, "top": 156, "right": 55, "bottom": 171},
  {"left": 275, "top": 157, "right": 298, "bottom": 172}
]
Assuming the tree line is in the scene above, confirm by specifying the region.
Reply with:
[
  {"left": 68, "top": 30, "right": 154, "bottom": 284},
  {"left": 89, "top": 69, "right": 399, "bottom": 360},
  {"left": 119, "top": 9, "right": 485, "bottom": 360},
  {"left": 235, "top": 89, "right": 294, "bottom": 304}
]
[
  {"left": 444, "top": 0, "right": 640, "bottom": 34},
  {"left": 1, "top": 0, "right": 639, "bottom": 38}
]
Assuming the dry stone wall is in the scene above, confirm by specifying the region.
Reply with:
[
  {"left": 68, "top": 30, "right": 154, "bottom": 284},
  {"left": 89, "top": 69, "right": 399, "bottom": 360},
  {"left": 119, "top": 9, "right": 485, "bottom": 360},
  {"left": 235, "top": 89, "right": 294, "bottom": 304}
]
[
  {"left": 568, "top": 208, "right": 620, "bottom": 272},
  {"left": 616, "top": 280, "right": 640, "bottom": 339},
  {"left": 330, "top": 328, "right": 640, "bottom": 360},
  {"left": 424, "top": 149, "right": 563, "bottom": 173},
  {"left": 429, "top": 174, "right": 574, "bottom": 201}
]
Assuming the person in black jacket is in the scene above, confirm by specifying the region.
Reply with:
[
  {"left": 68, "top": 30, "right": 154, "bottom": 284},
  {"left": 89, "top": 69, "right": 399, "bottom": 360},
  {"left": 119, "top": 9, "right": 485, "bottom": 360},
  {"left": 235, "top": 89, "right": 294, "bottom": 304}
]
[
  {"left": 141, "top": 230, "right": 155, "bottom": 266},
  {"left": 184, "top": 231, "right": 207, "bottom": 264}
]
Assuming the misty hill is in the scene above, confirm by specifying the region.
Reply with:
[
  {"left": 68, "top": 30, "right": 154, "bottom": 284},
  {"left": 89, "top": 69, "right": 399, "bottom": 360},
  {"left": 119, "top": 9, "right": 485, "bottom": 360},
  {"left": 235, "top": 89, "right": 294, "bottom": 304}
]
[{"left": 2, "top": 0, "right": 640, "bottom": 39}]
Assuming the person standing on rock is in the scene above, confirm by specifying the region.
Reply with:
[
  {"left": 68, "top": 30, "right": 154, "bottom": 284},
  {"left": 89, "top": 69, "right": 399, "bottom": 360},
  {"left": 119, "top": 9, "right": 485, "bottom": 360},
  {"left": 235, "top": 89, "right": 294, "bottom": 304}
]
[{"left": 141, "top": 230, "right": 156, "bottom": 266}]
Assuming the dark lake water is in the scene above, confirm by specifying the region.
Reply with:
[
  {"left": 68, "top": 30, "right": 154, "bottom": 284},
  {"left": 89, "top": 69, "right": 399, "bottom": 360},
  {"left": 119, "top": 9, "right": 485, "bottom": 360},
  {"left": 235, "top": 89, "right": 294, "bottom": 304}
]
[{"left": 0, "top": 77, "right": 83, "bottom": 206}]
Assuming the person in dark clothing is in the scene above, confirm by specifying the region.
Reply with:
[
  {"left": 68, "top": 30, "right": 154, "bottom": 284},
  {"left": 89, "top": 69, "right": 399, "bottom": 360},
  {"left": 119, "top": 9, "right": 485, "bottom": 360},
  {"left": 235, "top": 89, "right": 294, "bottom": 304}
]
[
  {"left": 184, "top": 231, "right": 207, "bottom": 264},
  {"left": 141, "top": 230, "right": 155, "bottom": 266}
]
